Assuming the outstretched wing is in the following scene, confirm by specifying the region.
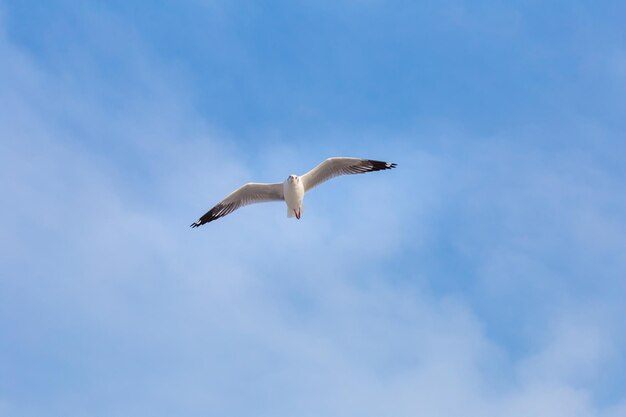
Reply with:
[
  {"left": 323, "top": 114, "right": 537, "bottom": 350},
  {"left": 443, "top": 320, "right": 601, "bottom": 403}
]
[
  {"left": 191, "top": 182, "right": 284, "bottom": 227},
  {"left": 301, "top": 157, "right": 397, "bottom": 192}
]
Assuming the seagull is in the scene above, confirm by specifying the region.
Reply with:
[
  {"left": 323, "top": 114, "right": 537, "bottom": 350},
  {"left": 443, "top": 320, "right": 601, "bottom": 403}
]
[{"left": 190, "top": 157, "right": 397, "bottom": 227}]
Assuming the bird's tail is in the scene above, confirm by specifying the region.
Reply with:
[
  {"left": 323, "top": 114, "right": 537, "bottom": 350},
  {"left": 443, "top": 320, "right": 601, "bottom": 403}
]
[{"left": 287, "top": 205, "right": 304, "bottom": 218}]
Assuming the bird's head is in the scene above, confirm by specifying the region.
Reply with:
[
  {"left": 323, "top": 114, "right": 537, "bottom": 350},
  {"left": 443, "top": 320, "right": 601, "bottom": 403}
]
[{"left": 287, "top": 175, "right": 299, "bottom": 183}]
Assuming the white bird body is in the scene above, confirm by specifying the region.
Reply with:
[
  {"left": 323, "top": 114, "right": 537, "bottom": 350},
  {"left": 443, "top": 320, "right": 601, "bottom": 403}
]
[
  {"left": 284, "top": 175, "right": 305, "bottom": 219},
  {"left": 191, "top": 157, "right": 396, "bottom": 227}
]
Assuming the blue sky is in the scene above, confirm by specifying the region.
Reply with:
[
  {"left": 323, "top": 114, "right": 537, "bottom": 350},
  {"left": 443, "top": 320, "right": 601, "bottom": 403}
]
[{"left": 1, "top": 1, "right": 626, "bottom": 416}]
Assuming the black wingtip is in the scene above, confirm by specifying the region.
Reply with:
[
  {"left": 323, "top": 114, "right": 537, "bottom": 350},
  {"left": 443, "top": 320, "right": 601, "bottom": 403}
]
[
  {"left": 190, "top": 221, "right": 201, "bottom": 228},
  {"left": 365, "top": 159, "right": 397, "bottom": 172}
]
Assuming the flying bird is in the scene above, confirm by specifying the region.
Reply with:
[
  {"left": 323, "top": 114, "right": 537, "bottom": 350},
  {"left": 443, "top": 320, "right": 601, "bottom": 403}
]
[{"left": 190, "top": 157, "right": 397, "bottom": 227}]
